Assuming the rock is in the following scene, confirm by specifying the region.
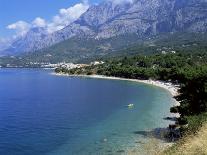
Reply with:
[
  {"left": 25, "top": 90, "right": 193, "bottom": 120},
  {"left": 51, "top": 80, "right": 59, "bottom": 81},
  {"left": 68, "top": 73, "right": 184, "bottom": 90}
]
[{"left": 1, "top": 0, "right": 207, "bottom": 55}]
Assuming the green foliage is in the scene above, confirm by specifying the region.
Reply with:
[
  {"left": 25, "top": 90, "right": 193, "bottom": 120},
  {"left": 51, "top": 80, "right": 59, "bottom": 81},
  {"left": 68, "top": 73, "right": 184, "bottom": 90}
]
[
  {"left": 176, "top": 66, "right": 207, "bottom": 116},
  {"left": 183, "top": 113, "right": 207, "bottom": 134},
  {"left": 1, "top": 32, "right": 207, "bottom": 66},
  {"left": 177, "top": 117, "right": 188, "bottom": 126},
  {"left": 58, "top": 52, "right": 207, "bottom": 130},
  {"left": 170, "top": 106, "right": 179, "bottom": 113}
]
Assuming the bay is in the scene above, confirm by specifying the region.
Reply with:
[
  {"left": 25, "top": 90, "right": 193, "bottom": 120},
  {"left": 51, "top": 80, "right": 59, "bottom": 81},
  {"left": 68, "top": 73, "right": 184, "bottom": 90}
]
[{"left": 0, "top": 69, "right": 175, "bottom": 155}]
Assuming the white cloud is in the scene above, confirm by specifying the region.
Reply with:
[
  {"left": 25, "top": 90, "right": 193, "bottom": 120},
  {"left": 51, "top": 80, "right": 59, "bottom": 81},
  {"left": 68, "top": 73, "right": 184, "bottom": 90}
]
[
  {"left": 6, "top": 0, "right": 89, "bottom": 37},
  {"left": 7, "top": 21, "right": 31, "bottom": 36},
  {"left": 32, "top": 17, "right": 46, "bottom": 27},
  {"left": 47, "top": 1, "right": 89, "bottom": 33}
]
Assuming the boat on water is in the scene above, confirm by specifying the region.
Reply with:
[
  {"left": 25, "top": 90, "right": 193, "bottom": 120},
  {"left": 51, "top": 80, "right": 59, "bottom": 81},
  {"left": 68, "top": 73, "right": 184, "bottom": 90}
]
[{"left": 127, "top": 104, "right": 134, "bottom": 108}]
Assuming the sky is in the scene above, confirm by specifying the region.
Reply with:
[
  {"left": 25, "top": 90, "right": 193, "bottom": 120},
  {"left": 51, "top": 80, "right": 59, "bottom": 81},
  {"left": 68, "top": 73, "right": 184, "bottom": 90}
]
[{"left": 0, "top": 0, "right": 102, "bottom": 41}]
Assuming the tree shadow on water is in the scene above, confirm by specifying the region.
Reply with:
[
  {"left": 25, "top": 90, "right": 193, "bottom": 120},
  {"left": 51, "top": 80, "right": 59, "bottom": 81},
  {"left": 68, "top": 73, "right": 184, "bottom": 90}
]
[{"left": 133, "top": 126, "right": 180, "bottom": 143}]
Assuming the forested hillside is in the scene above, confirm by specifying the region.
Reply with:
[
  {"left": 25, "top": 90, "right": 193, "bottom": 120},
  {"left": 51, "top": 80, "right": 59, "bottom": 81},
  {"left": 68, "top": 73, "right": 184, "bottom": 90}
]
[{"left": 0, "top": 33, "right": 207, "bottom": 67}]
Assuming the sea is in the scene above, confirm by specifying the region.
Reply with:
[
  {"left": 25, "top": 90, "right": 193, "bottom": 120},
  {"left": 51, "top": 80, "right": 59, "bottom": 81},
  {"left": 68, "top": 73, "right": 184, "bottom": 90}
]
[{"left": 0, "top": 69, "right": 175, "bottom": 155}]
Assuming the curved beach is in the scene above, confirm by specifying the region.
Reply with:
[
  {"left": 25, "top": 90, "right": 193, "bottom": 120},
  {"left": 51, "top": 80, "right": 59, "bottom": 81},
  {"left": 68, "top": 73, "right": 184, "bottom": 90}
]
[
  {"left": 54, "top": 73, "right": 180, "bottom": 106},
  {"left": 53, "top": 73, "right": 181, "bottom": 153}
]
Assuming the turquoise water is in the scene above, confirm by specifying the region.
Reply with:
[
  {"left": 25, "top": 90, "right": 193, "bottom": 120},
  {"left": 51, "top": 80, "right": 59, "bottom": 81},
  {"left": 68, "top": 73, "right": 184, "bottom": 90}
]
[{"left": 0, "top": 69, "right": 175, "bottom": 155}]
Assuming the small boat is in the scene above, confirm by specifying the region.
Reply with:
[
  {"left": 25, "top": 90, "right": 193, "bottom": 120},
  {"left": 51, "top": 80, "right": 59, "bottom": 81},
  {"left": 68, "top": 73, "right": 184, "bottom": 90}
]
[{"left": 127, "top": 104, "right": 134, "bottom": 108}]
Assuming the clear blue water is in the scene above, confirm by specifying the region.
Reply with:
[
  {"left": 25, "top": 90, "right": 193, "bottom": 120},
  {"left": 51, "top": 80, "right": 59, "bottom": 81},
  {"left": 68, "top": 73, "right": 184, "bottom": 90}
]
[{"left": 0, "top": 69, "right": 175, "bottom": 155}]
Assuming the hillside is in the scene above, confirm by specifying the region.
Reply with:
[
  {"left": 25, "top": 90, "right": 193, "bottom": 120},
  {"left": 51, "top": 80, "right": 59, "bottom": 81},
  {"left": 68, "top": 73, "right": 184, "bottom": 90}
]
[
  {"left": 166, "top": 124, "right": 207, "bottom": 155},
  {"left": 1, "top": 0, "right": 207, "bottom": 56},
  {"left": 163, "top": 113, "right": 207, "bottom": 155},
  {"left": 0, "top": 32, "right": 206, "bottom": 67}
]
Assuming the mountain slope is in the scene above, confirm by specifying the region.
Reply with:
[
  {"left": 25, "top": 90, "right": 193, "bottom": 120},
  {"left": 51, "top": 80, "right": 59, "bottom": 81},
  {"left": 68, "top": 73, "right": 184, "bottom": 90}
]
[
  {"left": 0, "top": 32, "right": 207, "bottom": 67},
  {"left": 44, "top": 0, "right": 207, "bottom": 40},
  {"left": 19, "top": 32, "right": 207, "bottom": 64},
  {"left": 1, "top": 0, "right": 207, "bottom": 55},
  {"left": 97, "top": 0, "right": 207, "bottom": 38},
  {"left": 1, "top": 27, "right": 49, "bottom": 55}
]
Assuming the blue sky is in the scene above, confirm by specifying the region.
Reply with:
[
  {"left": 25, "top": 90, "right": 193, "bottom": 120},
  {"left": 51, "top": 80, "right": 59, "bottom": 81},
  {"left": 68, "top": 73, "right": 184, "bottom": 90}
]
[{"left": 0, "top": 0, "right": 102, "bottom": 39}]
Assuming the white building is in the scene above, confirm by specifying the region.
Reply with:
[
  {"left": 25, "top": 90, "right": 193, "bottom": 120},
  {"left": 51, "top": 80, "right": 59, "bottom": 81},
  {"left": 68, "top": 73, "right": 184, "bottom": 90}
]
[{"left": 90, "top": 61, "right": 105, "bottom": 66}]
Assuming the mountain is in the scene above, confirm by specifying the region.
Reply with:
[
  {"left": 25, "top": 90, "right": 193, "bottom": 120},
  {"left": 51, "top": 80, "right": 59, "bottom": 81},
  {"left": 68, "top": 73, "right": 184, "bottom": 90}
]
[
  {"left": 1, "top": 27, "right": 49, "bottom": 55},
  {"left": 0, "top": 42, "right": 10, "bottom": 54},
  {"left": 1, "top": 32, "right": 206, "bottom": 67},
  {"left": 1, "top": 0, "right": 207, "bottom": 56},
  {"left": 62, "top": 0, "right": 207, "bottom": 39}
]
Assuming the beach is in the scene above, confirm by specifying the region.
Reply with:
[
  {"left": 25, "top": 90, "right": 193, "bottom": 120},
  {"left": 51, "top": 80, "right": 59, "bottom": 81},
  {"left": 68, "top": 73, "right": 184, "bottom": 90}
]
[{"left": 54, "top": 73, "right": 180, "bottom": 106}]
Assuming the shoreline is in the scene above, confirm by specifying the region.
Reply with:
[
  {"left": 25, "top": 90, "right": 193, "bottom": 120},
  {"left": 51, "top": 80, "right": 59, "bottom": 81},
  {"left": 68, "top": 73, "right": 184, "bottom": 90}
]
[
  {"left": 54, "top": 73, "right": 180, "bottom": 106},
  {"left": 54, "top": 72, "right": 181, "bottom": 152}
]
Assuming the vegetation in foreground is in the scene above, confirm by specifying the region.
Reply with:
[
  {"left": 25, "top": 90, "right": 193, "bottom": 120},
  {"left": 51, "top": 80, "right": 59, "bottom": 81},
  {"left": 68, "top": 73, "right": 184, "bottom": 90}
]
[
  {"left": 56, "top": 52, "right": 207, "bottom": 154},
  {"left": 163, "top": 113, "right": 207, "bottom": 155}
]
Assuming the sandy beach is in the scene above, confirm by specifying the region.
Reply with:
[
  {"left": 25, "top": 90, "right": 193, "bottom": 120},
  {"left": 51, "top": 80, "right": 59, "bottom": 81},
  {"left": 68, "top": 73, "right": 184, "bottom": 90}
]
[{"left": 54, "top": 73, "right": 180, "bottom": 105}]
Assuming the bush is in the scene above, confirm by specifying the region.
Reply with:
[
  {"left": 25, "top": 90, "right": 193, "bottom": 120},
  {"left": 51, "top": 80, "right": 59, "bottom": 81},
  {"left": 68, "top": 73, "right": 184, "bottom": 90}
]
[
  {"left": 170, "top": 106, "right": 179, "bottom": 113},
  {"left": 177, "top": 117, "right": 188, "bottom": 125}
]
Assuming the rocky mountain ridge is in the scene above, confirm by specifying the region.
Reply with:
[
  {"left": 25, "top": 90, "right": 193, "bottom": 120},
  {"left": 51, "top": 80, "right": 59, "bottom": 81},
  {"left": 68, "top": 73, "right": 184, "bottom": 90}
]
[{"left": 1, "top": 0, "right": 207, "bottom": 55}]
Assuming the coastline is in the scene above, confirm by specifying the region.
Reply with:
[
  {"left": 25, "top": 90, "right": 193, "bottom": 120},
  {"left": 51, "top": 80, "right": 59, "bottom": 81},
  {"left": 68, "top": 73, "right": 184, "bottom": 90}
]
[
  {"left": 54, "top": 73, "right": 180, "bottom": 106},
  {"left": 54, "top": 72, "right": 181, "bottom": 153}
]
